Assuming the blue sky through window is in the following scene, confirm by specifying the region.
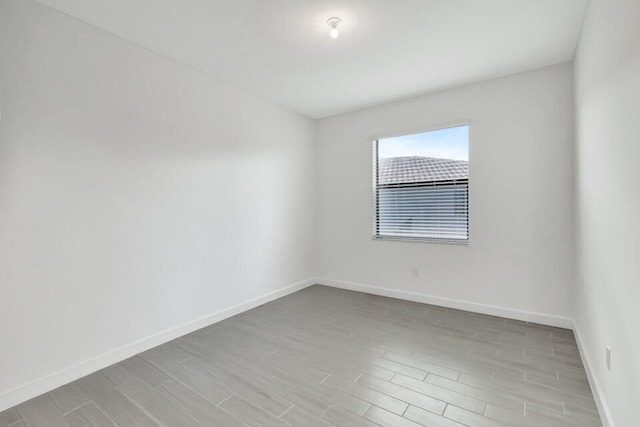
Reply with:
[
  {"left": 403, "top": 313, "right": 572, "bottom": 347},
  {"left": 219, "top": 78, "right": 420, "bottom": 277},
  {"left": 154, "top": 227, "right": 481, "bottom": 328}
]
[{"left": 378, "top": 125, "right": 469, "bottom": 160}]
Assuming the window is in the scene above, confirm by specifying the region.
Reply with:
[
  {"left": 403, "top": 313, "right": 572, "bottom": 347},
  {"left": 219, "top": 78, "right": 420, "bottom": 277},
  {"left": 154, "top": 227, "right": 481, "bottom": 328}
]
[{"left": 374, "top": 124, "right": 469, "bottom": 243}]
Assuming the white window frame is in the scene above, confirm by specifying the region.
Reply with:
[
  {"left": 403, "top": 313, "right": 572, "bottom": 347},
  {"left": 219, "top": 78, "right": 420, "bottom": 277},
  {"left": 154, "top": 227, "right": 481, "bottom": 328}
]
[{"left": 372, "top": 122, "right": 470, "bottom": 245}]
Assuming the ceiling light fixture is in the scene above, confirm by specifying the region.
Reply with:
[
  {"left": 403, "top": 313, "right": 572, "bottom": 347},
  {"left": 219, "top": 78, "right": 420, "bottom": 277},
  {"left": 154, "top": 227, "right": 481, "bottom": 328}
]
[{"left": 327, "top": 17, "right": 341, "bottom": 39}]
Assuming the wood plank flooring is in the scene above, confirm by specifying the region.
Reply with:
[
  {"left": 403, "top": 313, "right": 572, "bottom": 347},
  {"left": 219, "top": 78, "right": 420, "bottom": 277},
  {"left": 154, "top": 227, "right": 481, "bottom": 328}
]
[{"left": 1, "top": 285, "right": 602, "bottom": 426}]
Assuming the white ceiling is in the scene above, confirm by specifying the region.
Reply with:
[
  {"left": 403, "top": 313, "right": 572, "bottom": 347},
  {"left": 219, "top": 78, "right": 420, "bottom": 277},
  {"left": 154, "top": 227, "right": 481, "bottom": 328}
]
[{"left": 36, "top": 0, "right": 589, "bottom": 118}]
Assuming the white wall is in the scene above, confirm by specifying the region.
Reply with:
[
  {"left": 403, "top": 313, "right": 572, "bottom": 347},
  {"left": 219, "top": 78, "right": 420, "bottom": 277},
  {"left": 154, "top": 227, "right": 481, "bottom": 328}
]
[
  {"left": 573, "top": 0, "right": 640, "bottom": 425},
  {"left": 0, "top": 0, "right": 315, "bottom": 409},
  {"left": 316, "top": 63, "right": 575, "bottom": 323}
]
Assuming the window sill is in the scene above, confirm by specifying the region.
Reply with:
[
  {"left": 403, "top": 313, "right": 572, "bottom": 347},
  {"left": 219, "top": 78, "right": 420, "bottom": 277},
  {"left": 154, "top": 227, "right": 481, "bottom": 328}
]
[{"left": 373, "top": 235, "right": 469, "bottom": 245}]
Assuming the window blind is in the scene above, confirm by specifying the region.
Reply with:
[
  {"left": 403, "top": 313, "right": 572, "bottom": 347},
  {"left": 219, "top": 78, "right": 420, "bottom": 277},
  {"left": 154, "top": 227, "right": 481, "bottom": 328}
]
[{"left": 376, "top": 179, "right": 469, "bottom": 241}]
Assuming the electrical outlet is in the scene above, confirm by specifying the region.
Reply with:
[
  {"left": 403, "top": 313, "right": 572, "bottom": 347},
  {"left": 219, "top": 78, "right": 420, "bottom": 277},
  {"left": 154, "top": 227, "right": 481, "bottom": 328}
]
[
  {"left": 606, "top": 346, "right": 611, "bottom": 370},
  {"left": 411, "top": 267, "right": 420, "bottom": 277}
]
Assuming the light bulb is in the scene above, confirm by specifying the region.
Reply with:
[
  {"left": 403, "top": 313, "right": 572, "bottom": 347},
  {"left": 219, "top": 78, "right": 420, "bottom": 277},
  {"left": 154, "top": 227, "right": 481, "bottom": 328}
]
[{"left": 327, "top": 17, "right": 341, "bottom": 39}]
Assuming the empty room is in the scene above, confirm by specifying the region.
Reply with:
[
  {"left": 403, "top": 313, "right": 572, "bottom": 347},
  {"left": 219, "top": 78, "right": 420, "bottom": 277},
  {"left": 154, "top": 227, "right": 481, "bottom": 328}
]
[{"left": 0, "top": 0, "right": 638, "bottom": 426}]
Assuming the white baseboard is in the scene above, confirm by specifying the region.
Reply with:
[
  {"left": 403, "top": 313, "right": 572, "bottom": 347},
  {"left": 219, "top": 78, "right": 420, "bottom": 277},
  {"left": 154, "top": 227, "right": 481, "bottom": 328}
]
[
  {"left": 0, "top": 278, "right": 317, "bottom": 413},
  {"left": 573, "top": 322, "right": 616, "bottom": 427},
  {"left": 317, "top": 278, "right": 574, "bottom": 329}
]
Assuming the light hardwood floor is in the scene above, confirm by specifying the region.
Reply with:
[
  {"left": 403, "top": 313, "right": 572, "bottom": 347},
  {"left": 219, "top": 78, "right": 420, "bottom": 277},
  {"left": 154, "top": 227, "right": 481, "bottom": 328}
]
[{"left": 1, "top": 285, "right": 601, "bottom": 426}]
